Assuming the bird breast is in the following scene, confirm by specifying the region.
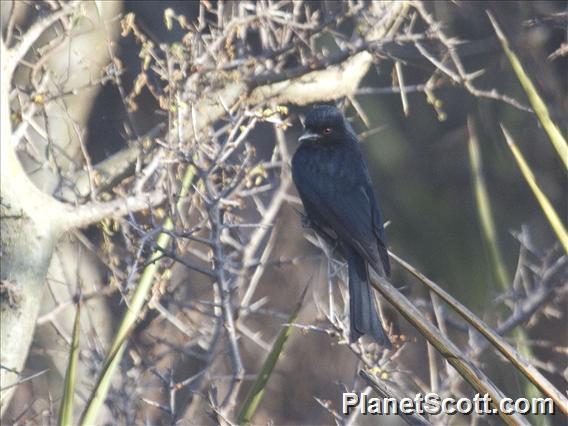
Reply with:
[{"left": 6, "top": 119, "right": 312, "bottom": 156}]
[{"left": 293, "top": 142, "right": 359, "bottom": 187}]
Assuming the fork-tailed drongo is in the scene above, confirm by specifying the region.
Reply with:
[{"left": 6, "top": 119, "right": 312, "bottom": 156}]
[{"left": 291, "top": 105, "right": 391, "bottom": 347}]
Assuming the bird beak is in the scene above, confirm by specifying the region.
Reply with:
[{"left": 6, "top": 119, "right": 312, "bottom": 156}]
[{"left": 298, "top": 130, "right": 321, "bottom": 143}]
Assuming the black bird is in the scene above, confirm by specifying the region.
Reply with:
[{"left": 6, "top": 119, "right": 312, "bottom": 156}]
[{"left": 291, "top": 105, "right": 391, "bottom": 347}]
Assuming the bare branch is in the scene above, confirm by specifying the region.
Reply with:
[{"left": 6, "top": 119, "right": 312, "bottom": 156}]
[{"left": 5, "top": 4, "right": 76, "bottom": 75}]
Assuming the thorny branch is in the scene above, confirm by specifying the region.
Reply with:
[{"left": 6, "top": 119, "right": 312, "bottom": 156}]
[{"left": 2, "top": 1, "right": 565, "bottom": 424}]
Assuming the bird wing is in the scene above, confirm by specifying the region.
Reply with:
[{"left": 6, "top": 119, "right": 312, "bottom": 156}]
[
  {"left": 360, "top": 156, "right": 391, "bottom": 276},
  {"left": 297, "top": 180, "right": 389, "bottom": 276}
]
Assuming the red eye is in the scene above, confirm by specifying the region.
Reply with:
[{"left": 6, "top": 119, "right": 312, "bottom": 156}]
[{"left": 323, "top": 127, "right": 332, "bottom": 135}]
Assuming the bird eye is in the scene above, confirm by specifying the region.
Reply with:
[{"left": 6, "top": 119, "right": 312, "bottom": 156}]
[{"left": 323, "top": 127, "right": 332, "bottom": 135}]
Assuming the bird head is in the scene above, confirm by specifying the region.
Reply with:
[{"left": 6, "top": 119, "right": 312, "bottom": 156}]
[{"left": 298, "top": 105, "right": 348, "bottom": 144}]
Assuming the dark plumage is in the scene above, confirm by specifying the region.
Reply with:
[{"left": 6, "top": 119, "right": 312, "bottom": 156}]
[{"left": 291, "top": 105, "right": 391, "bottom": 347}]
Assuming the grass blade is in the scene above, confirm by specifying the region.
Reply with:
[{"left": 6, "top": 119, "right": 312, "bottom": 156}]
[
  {"left": 488, "top": 12, "right": 568, "bottom": 169},
  {"left": 79, "top": 320, "right": 137, "bottom": 425},
  {"left": 468, "top": 116, "right": 550, "bottom": 425},
  {"left": 359, "top": 370, "right": 431, "bottom": 426},
  {"left": 80, "top": 166, "right": 196, "bottom": 425},
  {"left": 58, "top": 302, "right": 81, "bottom": 426},
  {"left": 236, "top": 285, "right": 308, "bottom": 425},
  {"left": 467, "top": 116, "right": 511, "bottom": 290},
  {"left": 500, "top": 125, "right": 568, "bottom": 253},
  {"left": 367, "top": 270, "right": 531, "bottom": 426},
  {"left": 389, "top": 251, "right": 568, "bottom": 415}
]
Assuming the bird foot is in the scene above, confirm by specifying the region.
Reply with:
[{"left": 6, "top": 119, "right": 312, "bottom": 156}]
[{"left": 300, "top": 213, "right": 313, "bottom": 229}]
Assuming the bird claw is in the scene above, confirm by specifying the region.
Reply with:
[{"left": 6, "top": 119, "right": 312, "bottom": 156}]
[
  {"left": 300, "top": 214, "right": 313, "bottom": 229},
  {"left": 292, "top": 206, "right": 313, "bottom": 229}
]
